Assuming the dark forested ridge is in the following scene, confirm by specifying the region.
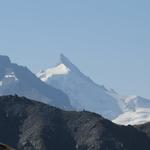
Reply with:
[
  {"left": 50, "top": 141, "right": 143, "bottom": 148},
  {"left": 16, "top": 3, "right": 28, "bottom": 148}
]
[{"left": 0, "top": 95, "right": 150, "bottom": 150}]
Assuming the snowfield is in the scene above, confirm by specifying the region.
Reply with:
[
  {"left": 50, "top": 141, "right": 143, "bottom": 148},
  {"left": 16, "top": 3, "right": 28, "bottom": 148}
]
[{"left": 113, "top": 108, "right": 150, "bottom": 125}]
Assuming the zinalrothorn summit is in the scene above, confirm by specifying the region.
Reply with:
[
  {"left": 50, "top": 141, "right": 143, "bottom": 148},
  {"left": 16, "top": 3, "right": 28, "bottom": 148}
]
[{"left": 37, "top": 54, "right": 150, "bottom": 125}]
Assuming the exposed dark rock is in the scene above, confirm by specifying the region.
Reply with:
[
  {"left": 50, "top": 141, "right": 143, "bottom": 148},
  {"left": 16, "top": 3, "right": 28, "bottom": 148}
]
[
  {"left": 0, "top": 95, "right": 150, "bottom": 150},
  {"left": 136, "top": 122, "right": 150, "bottom": 139}
]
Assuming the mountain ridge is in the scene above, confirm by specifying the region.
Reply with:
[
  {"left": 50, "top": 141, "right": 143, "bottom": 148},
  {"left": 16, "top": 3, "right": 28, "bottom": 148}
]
[
  {"left": 37, "top": 54, "right": 150, "bottom": 124},
  {"left": 0, "top": 55, "right": 72, "bottom": 110},
  {"left": 37, "top": 54, "right": 123, "bottom": 120},
  {"left": 0, "top": 95, "right": 150, "bottom": 150}
]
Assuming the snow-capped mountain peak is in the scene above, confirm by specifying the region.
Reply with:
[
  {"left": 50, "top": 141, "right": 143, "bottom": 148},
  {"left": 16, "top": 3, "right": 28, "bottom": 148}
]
[
  {"left": 59, "top": 54, "right": 81, "bottom": 73},
  {"left": 60, "top": 54, "right": 72, "bottom": 66},
  {"left": 37, "top": 54, "right": 150, "bottom": 125},
  {"left": 1, "top": 54, "right": 150, "bottom": 125},
  {"left": 37, "top": 54, "right": 123, "bottom": 119}
]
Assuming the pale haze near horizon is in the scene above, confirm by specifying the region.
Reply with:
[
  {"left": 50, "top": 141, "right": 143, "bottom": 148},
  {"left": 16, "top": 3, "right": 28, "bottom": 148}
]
[{"left": 0, "top": 0, "right": 150, "bottom": 99}]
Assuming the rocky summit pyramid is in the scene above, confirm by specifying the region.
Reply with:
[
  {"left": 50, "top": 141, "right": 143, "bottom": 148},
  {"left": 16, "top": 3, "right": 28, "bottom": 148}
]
[
  {"left": 37, "top": 54, "right": 150, "bottom": 125},
  {"left": 37, "top": 54, "right": 123, "bottom": 120}
]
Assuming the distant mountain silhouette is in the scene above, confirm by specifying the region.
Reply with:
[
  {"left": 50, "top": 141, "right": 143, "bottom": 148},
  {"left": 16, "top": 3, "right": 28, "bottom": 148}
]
[{"left": 0, "top": 55, "right": 72, "bottom": 110}]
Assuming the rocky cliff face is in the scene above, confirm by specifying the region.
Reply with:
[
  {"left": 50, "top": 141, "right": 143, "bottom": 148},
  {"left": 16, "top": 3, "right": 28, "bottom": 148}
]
[{"left": 0, "top": 95, "right": 150, "bottom": 150}]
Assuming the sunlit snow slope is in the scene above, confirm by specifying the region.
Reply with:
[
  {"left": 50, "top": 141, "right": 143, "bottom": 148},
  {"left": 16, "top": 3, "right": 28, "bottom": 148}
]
[{"left": 113, "top": 96, "right": 150, "bottom": 125}]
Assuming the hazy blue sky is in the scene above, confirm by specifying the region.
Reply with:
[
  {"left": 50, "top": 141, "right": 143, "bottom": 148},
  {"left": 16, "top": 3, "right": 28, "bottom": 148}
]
[{"left": 0, "top": 0, "right": 150, "bottom": 98}]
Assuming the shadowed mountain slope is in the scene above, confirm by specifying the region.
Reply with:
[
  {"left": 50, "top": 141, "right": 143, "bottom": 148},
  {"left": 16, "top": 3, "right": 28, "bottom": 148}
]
[
  {"left": 0, "top": 55, "right": 72, "bottom": 110},
  {"left": 0, "top": 96, "right": 150, "bottom": 150}
]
